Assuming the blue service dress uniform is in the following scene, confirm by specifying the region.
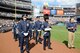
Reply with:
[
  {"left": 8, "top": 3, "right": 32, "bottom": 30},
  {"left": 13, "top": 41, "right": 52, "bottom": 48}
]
[
  {"left": 29, "top": 22, "right": 35, "bottom": 39},
  {"left": 66, "top": 22, "right": 77, "bottom": 33},
  {"left": 12, "top": 22, "right": 19, "bottom": 41},
  {"left": 31, "top": 22, "right": 35, "bottom": 38},
  {"left": 42, "top": 21, "right": 51, "bottom": 50},
  {"left": 34, "top": 20, "right": 42, "bottom": 44},
  {"left": 18, "top": 20, "right": 30, "bottom": 53}
]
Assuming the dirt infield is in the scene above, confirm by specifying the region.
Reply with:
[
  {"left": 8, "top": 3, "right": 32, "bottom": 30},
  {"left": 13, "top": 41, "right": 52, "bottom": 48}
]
[{"left": 0, "top": 31, "right": 80, "bottom": 53}]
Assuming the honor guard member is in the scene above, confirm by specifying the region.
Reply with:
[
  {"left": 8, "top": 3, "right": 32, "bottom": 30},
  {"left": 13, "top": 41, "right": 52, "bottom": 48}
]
[
  {"left": 12, "top": 20, "right": 19, "bottom": 41},
  {"left": 31, "top": 20, "right": 35, "bottom": 39},
  {"left": 35, "top": 16, "right": 42, "bottom": 44},
  {"left": 26, "top": 18, "right": 32, "bottom": 40},
  {"left": 18, "top": 14, "right": 30, "bottom": 53},
  {"left": 17, "top": 20, "right": 21, "bottom": 47},
  {"left": 42, "top": 17, "right": 52, "bottom": 50},
  {"left": 29, "top": 19, "right": 35, "bottom": 39},
  {"left": 66, "top": 18, "right": 77, "bottom": 49}
]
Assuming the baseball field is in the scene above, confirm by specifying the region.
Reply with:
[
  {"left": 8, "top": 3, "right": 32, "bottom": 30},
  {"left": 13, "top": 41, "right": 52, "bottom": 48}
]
[
  {"left": 51, "top": 25, "right": 80, "bottom": 49},
  {"left": 0, "top": 25, "right": 80, "bottom": 53}
]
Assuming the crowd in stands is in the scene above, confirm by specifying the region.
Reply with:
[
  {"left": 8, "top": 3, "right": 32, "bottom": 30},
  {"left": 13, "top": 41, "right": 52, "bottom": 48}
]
[
  {"left": 0, "top": 19, "right": 13, "bottom": 27},
  {"left": 0, "top": 0, "right": 32, "bottom": 9},
  {"left": 0, "top": 12, "right": 22, "bottom": 18},
  {"left": 0, "top": 19, "right": 13, "bottom": 32}
]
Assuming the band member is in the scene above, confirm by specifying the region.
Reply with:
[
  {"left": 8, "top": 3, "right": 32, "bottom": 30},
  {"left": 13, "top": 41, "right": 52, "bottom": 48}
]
[
  {"left": 35, "top": 16, "right": 42, "bottom": 44},
  {"left": 66, "top": 18, "right": 77, "bottom": 49},
  {"left": 42, "top": 17, "right": 52, "bottom": 50},
  {"left": 18, "top": 14, "right": 30, "bottom": 53}
]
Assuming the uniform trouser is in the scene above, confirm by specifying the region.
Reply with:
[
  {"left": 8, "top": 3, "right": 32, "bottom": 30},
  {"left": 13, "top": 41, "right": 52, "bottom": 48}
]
[
  {"left": 36, "top": 31, "right": 41, "bottom": 43},
  {"left": 43, "top": 36, "right": 50, "bottom": 48},
  {"left": 32, "top": 31, "right": 35, "bottom": 38},
  {"left": 29, "top": 30, "right": 32, "bottom": 39},
  {"left": 13, "top": 32, "right": 18, "bottom": 40},
  {"left": 20, "top": 36, "right": 29, "bottom": 53},
  {"left": 68, "top": 31, "right": 75, "bottom": 47},
  {"left": 18, "top": 35, "right": 21, "bottom": 46}
]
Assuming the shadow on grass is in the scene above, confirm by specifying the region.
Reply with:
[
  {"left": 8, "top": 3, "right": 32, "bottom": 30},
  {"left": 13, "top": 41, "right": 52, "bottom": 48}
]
[{"left": 63, "top": 41, "right": 68, "bottom": 47}]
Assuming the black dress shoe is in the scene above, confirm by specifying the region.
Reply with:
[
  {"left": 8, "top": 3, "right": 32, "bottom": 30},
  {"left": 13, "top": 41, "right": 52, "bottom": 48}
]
[
  {"left": 36, "top": 42, "right": 38, "bottom": 44},
  {"left": 68, "top": 47, "right": 71, "bottom": 49},
  {"left": 27, "top": 51, "right": 30, "bottom": 53},
  {"left": 15, "top": 39, "right": 17, "bottom": 41},
  {"left": 43, "top": 48, "right": 46, "bottom": 50},
  {"left": 48, "top": 47, "right": 52, "bottom": 50},
  {"left": 39, "top": 42, "right": 42, "bottom": 44}
]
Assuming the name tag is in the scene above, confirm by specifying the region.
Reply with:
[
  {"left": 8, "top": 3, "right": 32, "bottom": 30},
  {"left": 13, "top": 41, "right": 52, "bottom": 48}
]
[
  {"left": 23, "top": 33, "right": 28, "bottom": 36},
  {"left": 44, "top": 28, "right": 51, "bottom": 31},
  {"left": 38, "top": 30, "right": 41, "bottom": 31}
]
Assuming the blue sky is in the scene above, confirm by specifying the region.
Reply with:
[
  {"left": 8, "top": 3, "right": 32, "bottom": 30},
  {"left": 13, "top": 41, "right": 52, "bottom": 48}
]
[{"left": 31, "top": 0, "right": 80, "bottom": 7}]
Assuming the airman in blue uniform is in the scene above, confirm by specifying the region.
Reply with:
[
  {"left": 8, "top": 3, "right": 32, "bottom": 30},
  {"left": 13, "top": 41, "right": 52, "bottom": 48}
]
[
  {"left": 12, "top": 20, "right": 19, "bottom": 41},
  {"left": 66, "top": 18, "right": 77, "bottom": 49},
  {"left": 29, "top": 20, "right": 35, "bottom": 40},
  {"left": 18, "top": 14, "right": 30, "bottom": 53},
  {"left": 42, "top": 17, "right": 52, "bottom": 50},
  {"left": 34, "top": 16, "right": 42, "bottom": 44}
]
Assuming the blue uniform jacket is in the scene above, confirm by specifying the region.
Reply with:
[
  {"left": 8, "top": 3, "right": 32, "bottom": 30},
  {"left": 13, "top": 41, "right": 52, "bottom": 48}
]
[
  {"left": 29, "top": 22, "right": 35, "bottom": 30},
  {"left": 18, "top": 20, "right": 30, "bottom": 37},
  {"left": 12, "top": 23, "right": 18, "bottom": 34},
  {"left": 34, "top": 20, "right": 42, "bottom": 30},
  {"left": 42, "top": 21, "right": 51, "bottom": 36},
  {"left": 66, "top": 22, "right": 77, "bottom": 32}
]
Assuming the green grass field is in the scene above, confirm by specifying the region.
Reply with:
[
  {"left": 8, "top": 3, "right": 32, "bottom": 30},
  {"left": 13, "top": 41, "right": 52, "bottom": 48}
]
[{"left": 51, "top": 25, "right": 80, "bottom": 48}]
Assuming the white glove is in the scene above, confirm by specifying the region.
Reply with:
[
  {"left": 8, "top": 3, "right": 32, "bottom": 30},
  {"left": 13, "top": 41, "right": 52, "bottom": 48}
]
[
  {"left": 44, "top": 28, "right": 51, "bottom": 31},
  {"left": 38, "top": 30, "right": 41, "bottom": 32},
  {"left": 32, "top": 30, "right": 34, "bottom": 31},
  {"left": 43, "top": 32, "right": 47, "bottom": 36},
  {"left": 23, "top": 33, "right": 28, "bottom": 36}
]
